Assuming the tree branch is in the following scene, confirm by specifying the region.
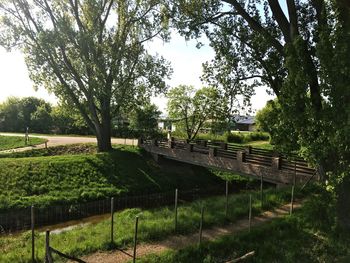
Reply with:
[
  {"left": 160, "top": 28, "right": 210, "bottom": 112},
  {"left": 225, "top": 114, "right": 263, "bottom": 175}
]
[
  {"left": 222, "top": 0, "right": 285, "bottom": 54},
  {"left": 267, "top": 0, "right": 291, "bottom": 42}
]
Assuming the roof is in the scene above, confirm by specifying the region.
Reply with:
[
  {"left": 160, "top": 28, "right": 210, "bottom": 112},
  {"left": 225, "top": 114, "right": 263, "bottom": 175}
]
[{"left": 236, "top": 116, "right": 255, "bottom": 125}]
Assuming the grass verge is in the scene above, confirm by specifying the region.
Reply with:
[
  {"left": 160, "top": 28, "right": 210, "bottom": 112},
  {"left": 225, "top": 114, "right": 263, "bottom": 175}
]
[
  {"left": 0, "top": 135, "right": 46, "bottom": 151},
  {"left": 0, "top": 145, "right": 253, "bottom": 211},
  {"left": 0, "top": 187, "right": 300, "bottom": 263},
  {"left": 139, "top": 186, "right": 350, "bottom": 263}
]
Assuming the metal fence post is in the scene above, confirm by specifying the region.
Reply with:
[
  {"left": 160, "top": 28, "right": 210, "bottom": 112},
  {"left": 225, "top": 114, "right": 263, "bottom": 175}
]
[
  {"left": 133, "top": 216, "right": 139, "bottom": 263},
  {"left": 111, "top": 197, "right": 114, "bottom": 243},
  {"left": 174, "top": 189, "right": 178, "bottom": 232},
  {"left": 31, "top": 205, "right": 35, "bottom": 263},
  {"left": 45, "top": 230, "right": 53, "bottom": 263},
  {"left": 260, "top": 174, "right": 263, "bottom": 209},
  {"left": 249, "top": 194, "right": 252, "bottom": 232},
  {"left": 290, "top": 185, "right": 295, "bottom": 215},
  {"left": 225, "top": 181, "right": 229, "bottom": 217},
  {"left": 199, "top": 205, "right": 204, "bottom": 245}
]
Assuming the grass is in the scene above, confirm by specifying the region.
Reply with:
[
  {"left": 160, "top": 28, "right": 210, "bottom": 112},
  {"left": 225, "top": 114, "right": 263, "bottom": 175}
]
[
  {"left": 139, "top": 186, "right": 350, "bottom": 263},
  {"left": 0, "top": 145, "right": 254, "bottom": 211},
  {"left": 229, "top": 141, "right": 274, "bottom": 150},
  {"left": 0, "top": 186, "right": 299, "bottom": 263},
  {"left": 0, "top": 135, "right": 46, "bottom": 151}
]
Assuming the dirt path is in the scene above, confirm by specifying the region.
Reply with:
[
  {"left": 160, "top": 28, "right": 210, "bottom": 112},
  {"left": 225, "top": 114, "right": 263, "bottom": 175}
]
[
  {"left": 74, "top": 202, "right": 300, "bottom": 263},
  {"left": 0, "top": 133, "right": 137, "bottom": 153}
]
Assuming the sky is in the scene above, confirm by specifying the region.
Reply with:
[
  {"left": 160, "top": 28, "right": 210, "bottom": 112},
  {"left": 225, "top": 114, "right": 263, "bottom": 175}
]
[{"left": 0, "top": 22, "right": 275, "bottom": 115}]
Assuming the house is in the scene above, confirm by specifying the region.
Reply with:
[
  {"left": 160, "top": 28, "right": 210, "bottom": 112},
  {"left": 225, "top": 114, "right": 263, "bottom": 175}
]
[
  {"left": 157, "top": 116, "right": 176, "bottom": 132},
  {"left": 235, "top": 116, "right": 256, "bottom": 131}
]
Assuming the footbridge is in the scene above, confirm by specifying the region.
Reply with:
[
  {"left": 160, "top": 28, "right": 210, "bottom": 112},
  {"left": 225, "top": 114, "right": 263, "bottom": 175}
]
[{"left": 140, "top": 138, "right": 318, "bottom": 186}]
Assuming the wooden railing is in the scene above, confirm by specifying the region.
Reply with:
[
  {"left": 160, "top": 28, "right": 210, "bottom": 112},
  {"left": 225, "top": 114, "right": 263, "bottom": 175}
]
[{"left": 142, "top": 138, "right": 316, "bottom": 177}]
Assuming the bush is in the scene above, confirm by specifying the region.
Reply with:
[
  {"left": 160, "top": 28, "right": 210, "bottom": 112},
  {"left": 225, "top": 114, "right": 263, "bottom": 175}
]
[
  {"left": 245, "top": 132, "right": 270, "bottom": 142},
  {"left": 226, "top": 132, "right": 245, "bottom": 143}
]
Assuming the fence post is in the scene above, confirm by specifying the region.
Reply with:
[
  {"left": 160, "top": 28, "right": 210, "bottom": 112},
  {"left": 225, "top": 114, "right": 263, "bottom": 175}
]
[
  {"left": 111, "top": 197, "right": 114, "bottom": 244},
  {"left": 249, "top": 194, "right": 252, "bottom": 232},
  {"left": 290, "top": 185, "right": 295, "bottom": 215},
  {"left": 260, "top": 174, "right": 263, "bottom": 209},
  {"left": 199, "top": 205, "right": 204, "bottom": 245},
  {"left": 45, "top": 230, "right": 53, "bottom": 263},
  {"left": 174, "top": 189, "right": 178, "bottom": 232},
  {"left": 225, "top": 181, "right": 229, "bottom": 217},
  {"left": 31, "top": 205, "right": 35, "bottom": 263},
  {"left": 133, "top": 216, "right": 139, "bottom": 263}
]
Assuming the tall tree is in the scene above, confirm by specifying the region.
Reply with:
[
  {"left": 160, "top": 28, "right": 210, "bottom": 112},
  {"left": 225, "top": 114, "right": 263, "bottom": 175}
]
[
  {"left": 129, "top": 103, "right": 161, "bottom": 138},
  {"left": 167, "top": 85, "right": 227, "bottom": 141},
  {"left": 0, "top": 0, "right": 172, "bottom": 151},
  {"left": 172, "top": 1, "right": 350, "bottom": 229}
]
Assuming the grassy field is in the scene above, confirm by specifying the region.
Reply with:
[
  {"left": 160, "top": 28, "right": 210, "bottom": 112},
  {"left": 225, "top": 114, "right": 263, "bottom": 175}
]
[
  {"left": 140, "top": 187, "right": 350, "bottom": 263},
  {"left": 0, "top": 145, "right": 254, "bottom": 211},
  {"left": 0, "top": 135, "right": 46, "bottom": 151},
  {"left": 0, "top": 187, "right": 299, "bottom": 263}
]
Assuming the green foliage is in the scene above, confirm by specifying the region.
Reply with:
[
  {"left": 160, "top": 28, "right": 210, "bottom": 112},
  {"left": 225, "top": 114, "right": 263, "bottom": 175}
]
[
  {"left": 0, "top": 145, "right": 231, "bottom": 211},
  {"left": 129, "top": 103, "right": 161, "bottom": 138},
  {"left": 0, "top": 0, "right": 172, "bottom": 151},
  {"left": 51, "top": 103, "right": 90, "bottom": 135},
  {"left": 226, "top": 131, "right": 269, "bottom": 144},
  {"left": 0, "top": 97, "right": 52, "bottom": 133},
  {"left": 167, "top": 85, "right": 227, "bottom": 141},
  {"left": 0, "top": 187, "right": 296, "bottom": 262},
  {"left": 0, "top": 135, "right": 46, "bottom": 151},
  {"left": 226, "top": 132, "right": 244, "bottom": 143}
]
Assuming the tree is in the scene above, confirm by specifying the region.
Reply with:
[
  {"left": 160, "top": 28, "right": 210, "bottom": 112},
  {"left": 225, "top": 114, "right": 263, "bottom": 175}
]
[
  {"left": 129, "top": 103, "right": 161, "bottom": 138},
  {"left": 0, "top": 96, "right": 52, "bottom": 133},
  {"left": 255, "top": 99, "right": 297, "bottom": 150},
  {"left": 167, "top": 85, "right": 227, "bottom": 141},
  {"left": 172, "top": 0, "right": 350, "bottom": 230},
  {"left": 0, "top": 0, "right": 172, "bottom": 152},
  {"left": 51, "top": 103, "right": 90, "bottom": 135}
]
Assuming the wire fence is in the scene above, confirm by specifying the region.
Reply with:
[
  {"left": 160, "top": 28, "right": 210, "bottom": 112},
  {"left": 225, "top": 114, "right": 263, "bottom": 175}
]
[{"left": 0, "top": 185, "right": 231, "bottom": 234}]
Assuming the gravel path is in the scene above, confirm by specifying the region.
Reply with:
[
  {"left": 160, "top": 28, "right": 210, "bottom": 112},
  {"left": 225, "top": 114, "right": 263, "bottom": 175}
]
[{"left": 72, "top": 202, "right": 301, "bottom": 263}]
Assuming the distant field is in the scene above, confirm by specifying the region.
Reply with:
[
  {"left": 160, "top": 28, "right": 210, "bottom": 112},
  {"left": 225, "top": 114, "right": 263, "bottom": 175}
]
[{"left": 0, "top": 135, "right": 46, "bottom": 151}]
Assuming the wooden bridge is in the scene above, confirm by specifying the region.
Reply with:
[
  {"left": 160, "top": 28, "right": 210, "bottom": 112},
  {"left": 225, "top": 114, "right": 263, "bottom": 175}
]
[{"left": 141, "top": 138, "right": 318, "bottom": 186}]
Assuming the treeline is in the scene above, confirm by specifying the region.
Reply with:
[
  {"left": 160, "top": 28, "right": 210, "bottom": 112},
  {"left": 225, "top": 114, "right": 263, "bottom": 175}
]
[{"left": 0, "top": 97, "right": 160, "bottom": 137}]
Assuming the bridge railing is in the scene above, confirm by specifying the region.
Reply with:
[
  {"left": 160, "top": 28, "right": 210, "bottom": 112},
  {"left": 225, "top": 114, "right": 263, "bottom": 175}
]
[{"left": 146, "top": 138, "right": 316, "bottom": 177}]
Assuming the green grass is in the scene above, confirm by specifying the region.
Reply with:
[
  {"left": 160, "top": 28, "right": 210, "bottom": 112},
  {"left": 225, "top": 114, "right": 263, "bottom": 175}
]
[
  {"left": 0, "top": 187, "right": 298, "bottom": 263},
  {"left": 229, "top": 141, "right": 274, "bottom": 150},
  {"left": 0, "top": 135, "right": 46, "bottom": 151},
  {"left": 0, "top": 145, "right": 253, "bottom": 211},
  {"left": 139, "top": 186, "right": 350, "bottom": 263}
]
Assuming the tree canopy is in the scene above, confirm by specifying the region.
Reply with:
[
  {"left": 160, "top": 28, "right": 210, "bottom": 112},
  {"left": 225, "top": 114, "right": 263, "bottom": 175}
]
[
  {"left": 171, "top": 0, "right": 350, "bottom": 229},
  {"left": 167, "top": 85, "right": 227, "bottom": 141},
  {"left": 0, "top": 0, "right": 172, "bottom": 151},
  {"left": 0, "top": 96, "right": 52, "bottom": 133},
  {"left": 129, "top": 103, "right": 161, "bottom": 138}
]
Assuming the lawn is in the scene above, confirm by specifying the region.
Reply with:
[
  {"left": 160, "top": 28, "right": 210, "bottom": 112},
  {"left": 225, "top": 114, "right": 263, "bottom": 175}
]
[
  {"left": 0, "top": 186, "right": 299, "bottom": 263},
  {"left": 0, "top": 145, "right": 254, "bottom": 211},
  {"left": 0, "top": 135, "right": 47, "bottom": 151},
  {"left": 140, "top": 186, "right": 350, "bottom": 263}
]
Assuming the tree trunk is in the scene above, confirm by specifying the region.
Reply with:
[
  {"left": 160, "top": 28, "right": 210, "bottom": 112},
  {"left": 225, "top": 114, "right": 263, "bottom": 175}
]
[
  {"left": 95, "top": 112, "right": 112, "bottom": 152},
  {"left": 336, "top": 176, "right": 350, "bottom": 232}
]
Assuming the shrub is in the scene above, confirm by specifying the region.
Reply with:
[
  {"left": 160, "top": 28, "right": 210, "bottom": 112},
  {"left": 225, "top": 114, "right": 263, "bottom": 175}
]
[{"left": 226, "top": 132, "right": 245, "bottom": 143}]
